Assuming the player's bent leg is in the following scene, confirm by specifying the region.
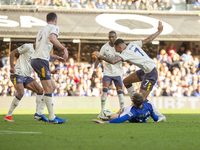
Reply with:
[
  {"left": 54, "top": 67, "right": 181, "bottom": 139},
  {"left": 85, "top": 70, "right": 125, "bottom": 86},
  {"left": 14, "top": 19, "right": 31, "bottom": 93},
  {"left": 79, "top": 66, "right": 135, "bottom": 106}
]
[
  {"left": 116, "top": 86, "right": 124, "bottom": 109},
  {"left": 98, "top": 80, "right": 111, "bottom": 118},
  {"left": 41, "top": 79, "right": 67, "bottom": 124},
  {"left": 51, "top": 78, "right": 56, "bottom": 92},
  {"left": 25, "top": 80, "right": 48, "bottom": 121},
  {"left": 124, "top": 72, "right": 141, "bottom": 98},
  {"left": 123, "top": 72, "right": 141, "bottom": 85},
  {"left": 5, "top": 83, "right": 24, "bottom": 122},
  {"left": 139, "top": 89, "right": 151, "bottom": 101}
]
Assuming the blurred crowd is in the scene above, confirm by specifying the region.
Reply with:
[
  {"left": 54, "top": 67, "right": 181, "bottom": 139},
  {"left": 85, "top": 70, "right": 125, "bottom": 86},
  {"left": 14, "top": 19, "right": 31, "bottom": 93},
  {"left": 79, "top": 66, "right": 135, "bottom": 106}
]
[
  {"left": 1, "top": 0, "right": 177, "bottom": 10},
  {"left": 0, "top": 42, "right": 199, "bottom": 98}
]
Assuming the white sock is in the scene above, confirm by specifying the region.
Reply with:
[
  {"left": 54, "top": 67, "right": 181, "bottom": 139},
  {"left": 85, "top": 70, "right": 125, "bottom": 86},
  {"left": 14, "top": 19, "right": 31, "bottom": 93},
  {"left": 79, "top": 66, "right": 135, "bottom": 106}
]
[
  {"left": 147, "top": 100, "right": 164, "bottom": 117},
  {"left": 127, "top": 86, "right": 135, "bottom": 98},
  {"left": 7, "top": 97, "right": 20, "bottom": 116},
  {"left": 44, "top": 95, "right": 55, "bottom": 120},
  {"left": 36, "top": 94, "right": 42, "bottom": 113},
  {"left": 37, "top": 95, "right": 46, "bottom": 115},
  {"left": 118, "top": 94, "right": 124, "bottom": 109},
  {"left": 101, "top": 92, "right": 107, "bottom": 112}
]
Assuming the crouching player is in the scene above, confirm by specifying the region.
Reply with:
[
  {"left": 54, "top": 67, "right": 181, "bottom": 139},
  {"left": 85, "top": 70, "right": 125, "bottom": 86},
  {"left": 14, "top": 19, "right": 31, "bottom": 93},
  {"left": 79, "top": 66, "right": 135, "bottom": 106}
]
[{"left": 92, "top": 93, "right": 164, "bottom": 124}]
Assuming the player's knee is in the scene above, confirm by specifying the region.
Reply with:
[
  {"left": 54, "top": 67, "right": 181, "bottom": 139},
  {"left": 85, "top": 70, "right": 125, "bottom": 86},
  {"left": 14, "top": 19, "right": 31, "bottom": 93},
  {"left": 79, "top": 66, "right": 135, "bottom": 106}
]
[
  {"left": 124, "top": 84, "right": 132, "bottom": 89},
  {"left": 123, "top": 78, "right": 128, "bottom": 85},
  {"left": 102, "top": 88, "right": 108, "bottom": 93},
  {"left": 17, "top": 91, "right": 24, "bottom": 99},
  {"left": 37, "top": 87, "right": 43, "bottom": 95},
  {"left": 117, "top": 90, "right": 123, "bottom": 94}
]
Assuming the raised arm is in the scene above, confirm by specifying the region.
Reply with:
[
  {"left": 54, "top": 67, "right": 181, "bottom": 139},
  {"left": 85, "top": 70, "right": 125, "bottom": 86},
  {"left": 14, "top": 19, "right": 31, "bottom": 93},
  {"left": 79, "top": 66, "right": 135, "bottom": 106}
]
[
  {"left": 142, "top": 21, "right": 163, "bottom": 45},
  {"left": 9, "top": 49, "right": 19, "bottom": 73},
  {"left": 49, "top": 34, "right": 68, "bottom": 60},
  {"left": 92, "top": 51, "right": 123, "bottom": 64}
]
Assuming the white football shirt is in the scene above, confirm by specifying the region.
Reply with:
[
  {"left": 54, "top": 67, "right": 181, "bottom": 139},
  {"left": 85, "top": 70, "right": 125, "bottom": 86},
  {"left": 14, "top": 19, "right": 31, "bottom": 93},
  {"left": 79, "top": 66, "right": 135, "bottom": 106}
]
[
  {"left": 32, "top": 24, "right": 59, "bottom": 61},
  {"left": 100, "top": 42, "right": 122, "bottom": 77},
  {"left": 14, "top": 43, "right": 34, "bottom": 77},
  {"left": 119, "top": 41, "right": 156, "bottom": 73}
]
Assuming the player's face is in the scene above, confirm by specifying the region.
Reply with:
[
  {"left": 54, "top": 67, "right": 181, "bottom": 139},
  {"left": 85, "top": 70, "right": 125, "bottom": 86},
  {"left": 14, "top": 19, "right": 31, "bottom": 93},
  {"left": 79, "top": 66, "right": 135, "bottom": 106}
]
[
  {"left": 108, "top": 33, "right": 117, "bottom": 44},
  {"left": 114, "top": 44, "right": 126, "bottom": 53},
  {"left": 114, "top": 45, "right": 122, "bottom": 53}
]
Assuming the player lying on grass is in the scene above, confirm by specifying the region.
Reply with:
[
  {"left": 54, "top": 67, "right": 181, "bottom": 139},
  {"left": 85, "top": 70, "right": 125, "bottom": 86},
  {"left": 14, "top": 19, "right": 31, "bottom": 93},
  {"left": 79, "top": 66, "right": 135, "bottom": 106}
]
[
  {"left": 93, "top": 93, "right": 163, "bottom": 124},
  {"left": 4, "top": 43, "right": 65, "bottom": 122},
  {"left": 92, "top": 21, "right": 166, "bottom": 122}
]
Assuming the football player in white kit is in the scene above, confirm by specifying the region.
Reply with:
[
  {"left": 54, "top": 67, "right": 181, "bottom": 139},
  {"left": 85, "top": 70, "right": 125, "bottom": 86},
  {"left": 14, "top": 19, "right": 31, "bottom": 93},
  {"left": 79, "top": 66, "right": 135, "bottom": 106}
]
[
  {"left": 31, "top": 12, "right": 68, "bottom": 124},
  {"left": 4, "top": 43, "right": 45, "bottom": 122},
  {"left": 92, "top": 31, "right": 124, "bottom": 118},
  {"left": 93, "top": 21, "right": 166, "bottom": 122},
  {"left": 4, "top": 43, "right": 64, "bottom": 122}
]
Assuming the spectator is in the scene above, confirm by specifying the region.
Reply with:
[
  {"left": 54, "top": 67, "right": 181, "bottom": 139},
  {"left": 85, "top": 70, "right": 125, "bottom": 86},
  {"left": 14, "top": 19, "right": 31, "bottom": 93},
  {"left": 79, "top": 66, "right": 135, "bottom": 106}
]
[
  {"left": 194, "top": 0, "right": 200, "bottom": 10},
  {"left": 177, "top": 45, "right": 186, "bottom": 56},
  {"left": 166, "top": 42, "right": 176, "bottom": 57},
  {"left": 96, "top": 0, "right": 107, "bottom": 9}
]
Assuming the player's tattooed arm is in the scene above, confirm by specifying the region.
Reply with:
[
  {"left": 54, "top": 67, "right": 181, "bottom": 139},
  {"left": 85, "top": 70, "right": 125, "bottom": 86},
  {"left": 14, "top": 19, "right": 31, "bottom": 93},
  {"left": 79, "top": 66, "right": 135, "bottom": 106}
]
[
  {"left": 99, "top": 55, "right": 123, "bottom": 64},
  {"left": 142, "top": 21, "right": 163, "bottom": 44}
]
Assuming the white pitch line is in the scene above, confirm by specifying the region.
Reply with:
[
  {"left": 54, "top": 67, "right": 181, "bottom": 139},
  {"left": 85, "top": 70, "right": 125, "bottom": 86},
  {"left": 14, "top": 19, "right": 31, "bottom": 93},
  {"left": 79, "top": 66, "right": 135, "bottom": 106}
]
[{"left": 0, "top": 131, "right": 41, "bottom": 134}]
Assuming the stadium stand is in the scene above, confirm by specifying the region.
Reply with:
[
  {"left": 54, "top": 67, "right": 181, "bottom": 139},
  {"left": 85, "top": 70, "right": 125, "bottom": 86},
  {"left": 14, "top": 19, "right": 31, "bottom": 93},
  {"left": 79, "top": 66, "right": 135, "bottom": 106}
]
[{"left": 0, "top": 5, "right": 199, "bottom": 97}]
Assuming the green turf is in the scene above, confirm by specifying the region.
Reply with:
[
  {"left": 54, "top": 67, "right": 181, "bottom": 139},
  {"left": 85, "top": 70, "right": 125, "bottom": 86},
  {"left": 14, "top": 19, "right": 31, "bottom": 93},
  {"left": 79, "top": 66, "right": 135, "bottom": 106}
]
[{"left": 0, "top": 114, "right": 200, "bottom": 150}]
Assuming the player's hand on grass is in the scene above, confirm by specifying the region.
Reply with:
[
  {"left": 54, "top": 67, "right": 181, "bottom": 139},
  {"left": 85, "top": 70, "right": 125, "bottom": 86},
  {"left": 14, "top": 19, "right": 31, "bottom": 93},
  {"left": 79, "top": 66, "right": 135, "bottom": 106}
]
[
  {"left": 10, "top": 67, "right": 15, "bottom": 73},
  {"left": 92, "top": 119, "right": 106, "bottom": 124},
  {"left": 158, "top": 21, "right": 163, "bottom": 32},
  {"left": 92, "top": 51, "right": 101, "bottom": 58},
  {"left": 51, "top": 68, "right": 60, "bottom": 74}
]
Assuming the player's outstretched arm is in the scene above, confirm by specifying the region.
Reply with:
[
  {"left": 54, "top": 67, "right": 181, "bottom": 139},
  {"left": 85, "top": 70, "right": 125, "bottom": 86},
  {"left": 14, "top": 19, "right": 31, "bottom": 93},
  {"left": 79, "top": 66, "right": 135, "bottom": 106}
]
[
  {"left": 92, "top": 119, "right": 109, "bottom": 124},
  {"left": 9, "top": 49, "right": 19, "bottom": 73},
  {"left": 49, "top": 34, "right": 68, "bottom": 60},
  {"left": 92, "top": 51, "right": 123, "bottom": 64},
  {"left": 142, "top": 21, "right": 163, "bottom": 45}
]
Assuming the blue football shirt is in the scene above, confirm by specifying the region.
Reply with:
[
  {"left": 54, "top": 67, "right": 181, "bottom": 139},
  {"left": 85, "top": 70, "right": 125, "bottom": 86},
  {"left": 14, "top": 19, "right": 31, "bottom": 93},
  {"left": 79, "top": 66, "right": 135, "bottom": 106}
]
[{"left": 109, "top": 103, "right": 158, "bottom": 123}]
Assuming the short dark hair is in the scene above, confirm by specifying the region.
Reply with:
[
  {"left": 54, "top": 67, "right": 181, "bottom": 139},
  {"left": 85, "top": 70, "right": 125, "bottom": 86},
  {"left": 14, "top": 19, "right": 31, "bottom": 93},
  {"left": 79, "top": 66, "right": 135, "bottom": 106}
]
[
  {"left": 114, "top": 39, "right": 124, "bottom": 46},
  {"left": 47, "top": 12, "right": 57, "bottom": 22},
  {"left": 131, "top": 93, "right": 143, "bottom": 107},
  {"left": 109, "top": 31, "right": 116, "bottom": 36}
]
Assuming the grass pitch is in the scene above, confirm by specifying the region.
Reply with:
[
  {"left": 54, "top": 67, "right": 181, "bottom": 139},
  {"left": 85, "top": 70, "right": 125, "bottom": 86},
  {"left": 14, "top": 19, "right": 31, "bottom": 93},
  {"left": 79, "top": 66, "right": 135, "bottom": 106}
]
[{"left": 0, "top": 112, "right": 200, "bottom": 150}]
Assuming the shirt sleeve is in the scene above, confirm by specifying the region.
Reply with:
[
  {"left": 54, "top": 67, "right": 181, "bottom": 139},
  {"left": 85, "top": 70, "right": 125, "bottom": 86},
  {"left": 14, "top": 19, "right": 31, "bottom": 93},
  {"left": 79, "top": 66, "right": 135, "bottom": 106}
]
[
  {"left": 109, "top": 115, "right": 129, "bottom": 123},
  {"left": 130, "top": 40, "right": 143, "bottom": 48},
  {"left": 50, "top": 26, "right": 59, "bottom": 36},
  {"left": 150, "top": 105, "right": 159, "bottom": 122},
  {"left": 17, "top": 44, "right": 29, "bottom": 54},
  {"left": 100, "top": 45, "right": 105, "bottom": 56},
  {"left": 118, "top": 50, "right": 130, "bottom": 61}
]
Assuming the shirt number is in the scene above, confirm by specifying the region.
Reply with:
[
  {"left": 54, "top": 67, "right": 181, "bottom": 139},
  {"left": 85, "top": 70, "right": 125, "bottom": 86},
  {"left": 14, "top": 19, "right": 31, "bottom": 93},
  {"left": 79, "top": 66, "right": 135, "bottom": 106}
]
[{"left": 134, "top": 48, "right": 144, "bottom": 56}]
